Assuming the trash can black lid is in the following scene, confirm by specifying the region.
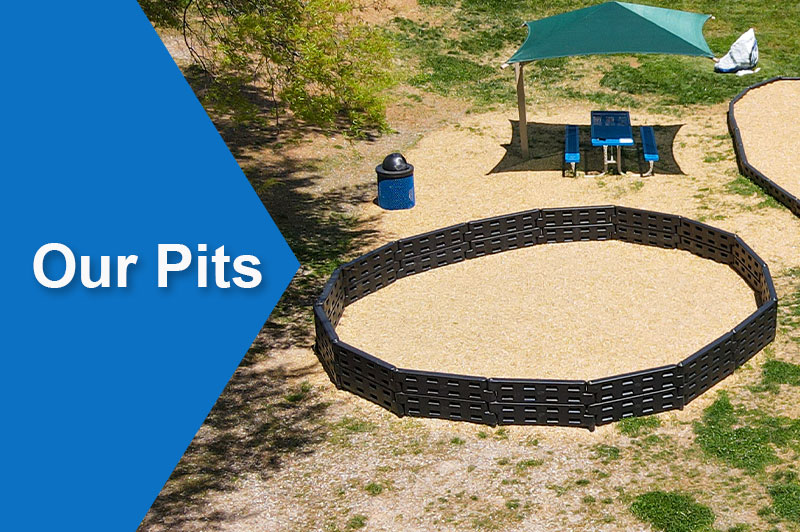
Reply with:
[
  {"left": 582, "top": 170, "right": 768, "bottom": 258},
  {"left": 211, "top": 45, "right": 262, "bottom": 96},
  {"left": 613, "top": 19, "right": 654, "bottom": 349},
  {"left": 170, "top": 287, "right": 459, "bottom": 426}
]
[
  {"left": 383, "top": 153, "right": 409, "bottom": 172},
  {"left": 376, "top": 152, "right": 413, "bottom": 178}
]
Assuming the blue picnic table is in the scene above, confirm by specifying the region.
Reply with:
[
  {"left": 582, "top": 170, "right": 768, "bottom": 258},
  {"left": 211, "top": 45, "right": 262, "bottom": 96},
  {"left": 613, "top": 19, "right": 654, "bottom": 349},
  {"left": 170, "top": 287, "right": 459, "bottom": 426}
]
[{"left": 591, "top": 110, "right": 633, "bottom": 174}]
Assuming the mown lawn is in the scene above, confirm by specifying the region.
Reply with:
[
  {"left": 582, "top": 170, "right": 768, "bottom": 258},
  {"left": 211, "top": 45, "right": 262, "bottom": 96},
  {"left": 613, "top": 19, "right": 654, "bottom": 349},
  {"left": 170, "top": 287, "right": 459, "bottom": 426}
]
[{"left": 388, "top": 0, "right": 800, "bottom": 111}]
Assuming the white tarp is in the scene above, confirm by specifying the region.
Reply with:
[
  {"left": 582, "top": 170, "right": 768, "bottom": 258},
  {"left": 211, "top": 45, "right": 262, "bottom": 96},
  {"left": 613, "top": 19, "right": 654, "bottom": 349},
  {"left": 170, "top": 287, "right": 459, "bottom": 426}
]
[{"left": 715, "top": 28, "right": 759, "bottom": 75}]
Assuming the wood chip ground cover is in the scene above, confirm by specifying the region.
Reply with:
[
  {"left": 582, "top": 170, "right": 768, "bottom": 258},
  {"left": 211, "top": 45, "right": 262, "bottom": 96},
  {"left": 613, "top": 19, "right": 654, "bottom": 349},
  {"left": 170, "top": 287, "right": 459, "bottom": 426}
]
[{"left": 337, "top": 241, "right": 755, "bottom": 381}]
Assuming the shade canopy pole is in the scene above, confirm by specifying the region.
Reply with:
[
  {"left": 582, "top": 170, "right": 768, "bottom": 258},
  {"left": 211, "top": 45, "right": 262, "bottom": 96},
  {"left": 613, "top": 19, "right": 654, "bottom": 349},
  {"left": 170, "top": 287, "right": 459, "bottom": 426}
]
[{"left": 515, "top": 62, "right": 529, "bottom": 159}]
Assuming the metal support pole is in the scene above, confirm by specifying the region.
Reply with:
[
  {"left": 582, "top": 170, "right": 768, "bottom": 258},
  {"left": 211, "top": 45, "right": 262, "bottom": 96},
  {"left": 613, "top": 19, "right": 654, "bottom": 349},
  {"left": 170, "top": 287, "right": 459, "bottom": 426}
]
[{"left": 515, "top": 62, "right": 529, "bottom": 159}]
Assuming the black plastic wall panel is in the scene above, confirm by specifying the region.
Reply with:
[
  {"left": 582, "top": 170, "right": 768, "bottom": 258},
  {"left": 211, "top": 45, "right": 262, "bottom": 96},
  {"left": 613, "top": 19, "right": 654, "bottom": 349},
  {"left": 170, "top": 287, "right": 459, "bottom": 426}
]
[
  {"left": 467, "top": 211, "right": 539, "bottom": 240},
  {"left": 680, "top": 331, "right": 737, "bottom": 404},
  {"left": 398, "top": 394, "right": 497, "bottom": 425},
  {"left": 491, "top": 402, "right": 589, "bottom": 428},
  {"left": 678, "top": 218, "right": 736, "bottom": 265},
  {"left": 488, "top": 378, "right": 585, "bottom": 405},
  {"left": 313, "top": 206, "right": 777, "bottom": 430},
  {"left": 341, "top": 242, "right": 399, "bottom": 304},
  {"left": 591, "top": 388, "right": 683, "bottom": 426},
  {"left": 586, "top": 365, "right": 680, "bottom": 404},
  {"left": 313, "top": 309, "right": 340, "bottom": 387},
  {"left": 615, "top": 206, "right": 680, "bottom": 249},
  {"left": 394, "top": 369, "right": 492, "bottom": 402}
]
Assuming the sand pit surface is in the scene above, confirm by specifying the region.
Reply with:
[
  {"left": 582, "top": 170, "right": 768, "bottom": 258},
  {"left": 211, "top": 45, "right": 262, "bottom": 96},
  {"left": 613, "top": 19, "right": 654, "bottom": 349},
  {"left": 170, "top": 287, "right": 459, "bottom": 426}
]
[
  {"left": 336, "top": 240, "right": 757, "bottom": 381},
  {"left": 734, "top": 79, "right": 800, "bottom": 200}
]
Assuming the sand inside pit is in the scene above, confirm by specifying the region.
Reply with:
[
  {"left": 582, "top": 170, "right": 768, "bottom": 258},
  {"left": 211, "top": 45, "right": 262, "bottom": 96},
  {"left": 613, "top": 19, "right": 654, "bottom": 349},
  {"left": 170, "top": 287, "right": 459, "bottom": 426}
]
[
  {"left": 734, "top": 79, "right": 800, "bottom": 200},
  {"left": 336, "top": 240, "right": 757, "bottom": 381}
]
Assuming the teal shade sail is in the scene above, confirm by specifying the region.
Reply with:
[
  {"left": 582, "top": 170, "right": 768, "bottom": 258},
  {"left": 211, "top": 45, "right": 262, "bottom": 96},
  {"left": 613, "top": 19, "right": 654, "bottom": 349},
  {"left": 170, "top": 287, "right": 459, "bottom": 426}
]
[{"left": 507, "top": 2, "right": 713, "bottom": 64}]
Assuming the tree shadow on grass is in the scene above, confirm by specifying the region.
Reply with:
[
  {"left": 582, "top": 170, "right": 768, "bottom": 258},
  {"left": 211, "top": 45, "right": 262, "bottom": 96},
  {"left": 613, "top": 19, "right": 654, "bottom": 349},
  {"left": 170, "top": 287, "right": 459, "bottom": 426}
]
[
  {"left": 489, "top": 120, "right": 684, "bottom": 176},
  {"left": 244, "top": 148, "right": 380, "bottom": 349},
  {"left": 186, "top": 70, "right": 384, "bottom": 349},
  {"left": 139, "top": 73, "right": 383, "bottom": 531},
  {"left": 139, "top": 358, "right": 331, "bottom": 531}
]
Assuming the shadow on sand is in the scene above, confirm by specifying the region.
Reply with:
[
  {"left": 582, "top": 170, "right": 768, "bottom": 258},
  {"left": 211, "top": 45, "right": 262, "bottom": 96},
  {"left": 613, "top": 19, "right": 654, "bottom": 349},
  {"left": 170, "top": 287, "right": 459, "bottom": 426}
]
[
  {"left": 489, "top": 120, "right": 684, "bottom": 176},
  {"left": 139, "top": 358, "right": 332, "bottom": 531}
]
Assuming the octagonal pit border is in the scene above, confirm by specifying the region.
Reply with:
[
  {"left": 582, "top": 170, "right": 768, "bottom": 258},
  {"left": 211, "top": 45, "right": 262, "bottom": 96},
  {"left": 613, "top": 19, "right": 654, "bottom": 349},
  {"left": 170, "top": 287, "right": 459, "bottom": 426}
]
[
  {"left": 728, "top": 76, "right": 800, "bottom": 219},
  {"left": 313, "top": 206, "right": 777, "bottom": 431}
]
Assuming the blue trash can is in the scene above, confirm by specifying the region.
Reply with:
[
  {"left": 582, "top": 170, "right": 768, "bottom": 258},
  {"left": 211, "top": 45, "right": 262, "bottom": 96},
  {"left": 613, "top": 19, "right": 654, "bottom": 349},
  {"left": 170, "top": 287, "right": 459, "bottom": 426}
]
[{"left": 376, "top": 153, "right": 415, "bottom": 210}]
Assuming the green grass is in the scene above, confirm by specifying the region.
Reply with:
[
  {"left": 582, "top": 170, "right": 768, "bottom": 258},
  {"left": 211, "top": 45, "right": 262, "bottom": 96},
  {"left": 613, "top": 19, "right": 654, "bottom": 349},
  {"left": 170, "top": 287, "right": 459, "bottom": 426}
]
[
  {"left": 600, "top": 56, "right": 747, "bottom": 105},
  {"left": 703, "top": 151, "right": 729, "bottom": 164},
  {"left": 515, "top": 458, "right": 544, "bottom": 472},
  {"left": 546, "top": 483, "right": 571, "bottom": 497},
  {"left": 779, "top": 269, "right": 800, "bottom": 330},
  {"left": 762, "top": 360, "right": 800, "bottom": 387},
  {"left": 327, "top": 417, "right": 378, "bottom": 447},
  {"left": 389, "top": 17, "right": 515, "bottom": 107},
  {"left": 284, "top": 381, "right": 312, "bottom": 403},
  {"left": 726, "top": 176, "right": 762, "bottom": 196},
  {"left": 364, "top": 482, "right": 384, "bottom": 496},
  {"left": 505, "top": 498, "right": 520, "bottom": 510},
  {"left": 594, "top": 444, "right": 621, "bottom": 462},
  {"left": 493, "top": 428, "right": 509, "bottom": 440},
  {"left": 748, "top": 414, "right": 800, "bottom": 449},
  {"left": 694, "top": 392, "right": 800, "bottom": 473},
  {"left": 410, "top": 53, "right": 496, "bottom": 94},
  {"left": 725, "top": 176, "right": 783, "bottom": 209},
  {"left": 390, "top": 17, "right": 445, "bottom": 49},
  {"left": 556, "top": 87, "right": 641, "bottom": 108},
  {"left": 618, "top": 416, "right": 662, "bottom": 437},
  {"left": 630, "top": 491, "right": 715, "bottom": 532},
  {"left": 694, "top": 392, "right": 778, "bottom": 472},
  {"left": 391, "top": 1, "right": 800, "bottom": 110},
  {"left": 335, "top": 417, "right": 376, "bottom": 433},
  {"left": 768, "top": 482, "right": 800, "bottom": 523},
  {"left": 630, "top": 180, "right": 645, "bottom": 192},
  {"left": 346, "top": 514, "right": 367, "bottom": 530},
  {"left": 457, "top": 24, "right": 522, "bottom": 56}
]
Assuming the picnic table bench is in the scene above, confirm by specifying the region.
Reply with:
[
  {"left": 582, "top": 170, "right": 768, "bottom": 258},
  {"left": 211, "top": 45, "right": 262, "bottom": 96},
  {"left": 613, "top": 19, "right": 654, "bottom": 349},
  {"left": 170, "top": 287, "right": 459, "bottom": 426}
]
[
  {"left": 563, "top": 125, "right": 581, "bottom": 177},
  {"left": 639, "top": 125, "right": 659, "bottom": 176}
]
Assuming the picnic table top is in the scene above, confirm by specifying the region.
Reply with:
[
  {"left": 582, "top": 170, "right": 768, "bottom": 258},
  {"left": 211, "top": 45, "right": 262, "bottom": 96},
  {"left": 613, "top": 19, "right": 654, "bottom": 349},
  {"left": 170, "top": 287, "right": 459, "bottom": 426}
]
[{"left": 591, "top": 110, "right": 634, "bottom": 147}]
